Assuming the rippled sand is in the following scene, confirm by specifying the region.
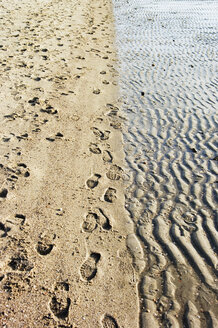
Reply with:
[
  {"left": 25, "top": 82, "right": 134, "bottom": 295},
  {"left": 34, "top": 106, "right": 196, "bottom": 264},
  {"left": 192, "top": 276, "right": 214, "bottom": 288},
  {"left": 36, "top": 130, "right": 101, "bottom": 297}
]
[{"left": 113, "top": 0, "right": 218, "bottom": 327}]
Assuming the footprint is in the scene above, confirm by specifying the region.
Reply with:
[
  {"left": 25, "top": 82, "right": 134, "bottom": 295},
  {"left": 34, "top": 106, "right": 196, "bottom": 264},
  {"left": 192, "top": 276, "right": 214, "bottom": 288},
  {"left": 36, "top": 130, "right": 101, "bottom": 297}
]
[
  {"left": 86, "top": 174, "right": 101, "bottom": 189},
  {"left": 103, "top": 150, "right": 113, "bottom": 163},
  {"left": 101, "top": 131, "right": 111, "bottom": 141},
  {"left": 106, "top": 104, "right": 119, "bottom": 116},
  {"left": 37, "top": 240, "right": 53, "bottom": 256},
  {"left": 55, "top": 132, "right": 64, "bottom": 138},
  {"left": 101, "top": 314, "right": 119, "bottom": 328},
  {"left": 91, "top": 127, "right": 103, "bottom": 138},
  {"left": 15, "top": 214, "right": 26, "bottom": 225},
  {"left": 49, "top": 296, "right": 71, "bottom": 319},
  {"left": 40, "top": 105, "right": 58, "bottom": 115},
  {"left": 8, "top": 253, "right": 33, "bottom": 272},
  {"left": 16, "top": 133, "right": 28, "bottom": 141},
  {"left": 93, "top": 89, "right": 101, "bottom": 94},
  {"left": 91, "top": 127, "right": 110, "bottom": 140},
  {"left": 80, "top": 252, "right": 101, "bottom": 281},
  {"left": 46, "top": 133, "right": 63, "bottom": 142},
  {"left": 110, "top": 121, "right": 121, "bottom": 130},
  {"left": 0, "top": 188, "right": 8, "bottom": 198},
  {"left": 46, "top": 137, "right": 55, "bottom": 142},
  {"left": 97, "top": 209, "right": 112, "bottom": 230},
  {"left": 106, "top": 165, "right": 123, "bottom": 181},
  {"left": 104, "top": 188, "right": 117, "bottom": 203},
  {"left": 82, "top": 213, "right": 98, "bottom": 232},
  {"left": 3, "top": 272, "right": 31, "bottom": 295},
  {"left": 7, "top": 163, "right": 30, "bottom": 180},
  {"left": 28, "top": 97, "right": 40, "bottom": 106},
  {"left": 82, "top": 210, "right": 111, "bottom": 232},
  {"left": 36, "top": 232, "right": 55, "bottom": 256},
  {"left": 49, "top": 281, "right": 71, "bottom": 319},
  {"left": 89, "top": 143, "right": 101, "bottom": 154},
  {"left": 54, "top": 281, "right": 69, "bottom": 292},
  {"left": 0, "top": 222, "right": 11, "bottom": 237}
]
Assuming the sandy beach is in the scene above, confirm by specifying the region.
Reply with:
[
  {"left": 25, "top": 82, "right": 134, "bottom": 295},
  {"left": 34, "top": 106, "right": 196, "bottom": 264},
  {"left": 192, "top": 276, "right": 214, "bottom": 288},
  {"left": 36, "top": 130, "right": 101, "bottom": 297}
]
[
  {"left": 1, "top": 0, "right": 218, "bottom": 327},
  {"left": 0, "top": 0, "right": 138, "bottom": 327},
  {"left": 113, "top": 0, "right": 218, "bottom": 327}
]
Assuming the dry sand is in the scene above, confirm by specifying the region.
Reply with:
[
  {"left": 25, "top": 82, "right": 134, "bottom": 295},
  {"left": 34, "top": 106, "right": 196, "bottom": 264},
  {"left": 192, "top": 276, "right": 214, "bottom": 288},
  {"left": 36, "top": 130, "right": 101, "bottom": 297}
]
[{"left": 0, "top": 0, "right": 138, "bottom": 327}]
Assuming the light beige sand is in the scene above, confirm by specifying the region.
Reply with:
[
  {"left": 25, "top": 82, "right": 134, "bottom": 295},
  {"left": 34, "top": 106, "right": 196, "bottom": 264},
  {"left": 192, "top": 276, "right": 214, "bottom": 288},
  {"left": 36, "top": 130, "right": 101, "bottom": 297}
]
[{"left": 0, "top": 0, "right": 138, "bottom": 327}]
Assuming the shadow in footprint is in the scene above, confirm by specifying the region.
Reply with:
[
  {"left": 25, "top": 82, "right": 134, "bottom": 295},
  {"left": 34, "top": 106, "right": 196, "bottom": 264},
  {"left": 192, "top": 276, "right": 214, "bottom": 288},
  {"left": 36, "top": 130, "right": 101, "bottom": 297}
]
[
  {"left": 0, "top": 188, "right": 8, "bottom": 198},
  {"left": 101, "top": 314, "right": 119, "bottom": 328},
  {"left": 86, "top": 174, "right": 101, "bottom": 189},
  {"left": 37, "top": 242, "right": 53, "bottom": 255},
  {"left": 97, "top": 209, "right": 112, "bottom": 231},
  {"left": 0, "top": 222, "right": 11, "bottom": 237},
  {"left": 49, "top": 281, "right": 71, "bottom": 319},
  {"left": 89, "top": 143, "right": 101, "bottom": 154},
  {"left": 103, "top": 150, "right": 113, "bottom": 163},
  {"left": 91, "top": 127, "right": 110, "bottom": 140},
  {"left": 55, "top": 281, "right": 69, "bottom": 292},
  {"left": 49, "top": 296, "right": 71, "bottom": 319},
  {"left": 8, "top": 253, "right": 33, "bottom": 272},
  {"left": 80, "top": 253, "right": 101, "bottom": 281},
  {"left": 104, "top": 188, "right": 117, "bottom": 203},
  {"left": 15, "top": 214, "right": 26, "bottom": 225},
  {"left": 36, "top": 233, "right": 55, "bottom": 256}
]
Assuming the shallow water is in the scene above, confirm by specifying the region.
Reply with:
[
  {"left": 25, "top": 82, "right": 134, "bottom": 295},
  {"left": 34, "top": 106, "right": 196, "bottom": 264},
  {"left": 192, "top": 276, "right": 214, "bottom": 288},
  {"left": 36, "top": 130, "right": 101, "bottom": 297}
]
[{"left": 113, "top": 1, "right": 218, "bottom": 327}]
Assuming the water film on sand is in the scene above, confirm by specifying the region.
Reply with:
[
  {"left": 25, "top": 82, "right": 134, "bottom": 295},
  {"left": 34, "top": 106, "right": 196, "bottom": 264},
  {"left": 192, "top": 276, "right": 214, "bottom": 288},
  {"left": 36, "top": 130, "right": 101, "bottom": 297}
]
[{"left": 113, "top": 1, "right": 218, "bottom": 327}]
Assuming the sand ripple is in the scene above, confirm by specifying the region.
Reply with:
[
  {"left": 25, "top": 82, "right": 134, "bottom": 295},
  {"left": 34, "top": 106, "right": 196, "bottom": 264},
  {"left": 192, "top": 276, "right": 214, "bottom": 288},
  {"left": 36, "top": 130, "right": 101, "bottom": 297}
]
[{"left": 113, "top": 0, "right": 218, "bottom": 326}]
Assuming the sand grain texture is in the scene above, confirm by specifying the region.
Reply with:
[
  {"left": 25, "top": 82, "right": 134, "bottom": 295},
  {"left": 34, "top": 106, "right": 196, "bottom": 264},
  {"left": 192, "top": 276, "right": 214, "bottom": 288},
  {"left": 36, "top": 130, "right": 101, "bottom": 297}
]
[
  {"left": 0, "top": 0, "right": 138, "bottom": 327},
  {"left": 113, "top": 0, "right": 218, "bottom": 327}
]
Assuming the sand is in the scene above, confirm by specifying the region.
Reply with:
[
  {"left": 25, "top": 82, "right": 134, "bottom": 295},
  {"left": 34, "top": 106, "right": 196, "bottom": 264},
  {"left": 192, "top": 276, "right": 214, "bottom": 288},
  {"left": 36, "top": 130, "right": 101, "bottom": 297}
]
[
  {"left": 0, "top": 0, "right": 138, "bottom": 327},
  {"left": 113, "top": 0, "right": 218, "bottom": 327},
  {"left": 1, "top": 0, "right": 218, "bottom": 327}
]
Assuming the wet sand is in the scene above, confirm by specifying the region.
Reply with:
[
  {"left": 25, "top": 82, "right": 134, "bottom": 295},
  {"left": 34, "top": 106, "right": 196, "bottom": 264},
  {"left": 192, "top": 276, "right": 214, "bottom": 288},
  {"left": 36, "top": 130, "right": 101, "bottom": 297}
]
[
  {"left": 0, "top": 0, "right": 138, "bottom": 327},
  {"left": 113, "top": 0, "right": 218, "bottom": 327}
]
